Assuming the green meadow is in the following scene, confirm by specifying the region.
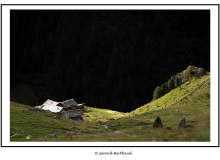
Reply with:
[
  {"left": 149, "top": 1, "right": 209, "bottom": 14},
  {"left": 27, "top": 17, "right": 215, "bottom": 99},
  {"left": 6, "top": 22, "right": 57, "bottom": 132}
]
[{"left": 10, "top": 73, "right": 210, "bottom": 142}]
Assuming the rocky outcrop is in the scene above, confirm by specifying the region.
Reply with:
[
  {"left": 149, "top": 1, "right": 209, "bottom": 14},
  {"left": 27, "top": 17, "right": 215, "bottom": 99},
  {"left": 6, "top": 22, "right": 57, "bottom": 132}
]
[
  {"left": 195, "top": 67, "right": 205, "bottom": 76},
  {"left": 178, "top": 65, "right": 205, "bottom": 84}
]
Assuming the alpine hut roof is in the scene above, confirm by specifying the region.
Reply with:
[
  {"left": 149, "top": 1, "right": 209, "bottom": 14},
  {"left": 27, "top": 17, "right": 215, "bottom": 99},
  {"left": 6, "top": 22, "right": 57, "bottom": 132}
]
[
  {"left": 36, "top": 98, "right": 85, "bottom": 122},
  {"left": 43, "top": 99, "right": 59, "bottom": 106},
  {"left": 42, "top": 104, "right": 63, "bottom": 113}
]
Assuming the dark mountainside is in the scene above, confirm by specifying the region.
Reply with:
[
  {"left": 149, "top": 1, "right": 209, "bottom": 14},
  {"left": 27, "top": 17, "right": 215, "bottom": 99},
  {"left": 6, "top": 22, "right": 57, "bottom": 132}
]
[{"left": 10, "top": 10, "right": 210, "bottom": 112}]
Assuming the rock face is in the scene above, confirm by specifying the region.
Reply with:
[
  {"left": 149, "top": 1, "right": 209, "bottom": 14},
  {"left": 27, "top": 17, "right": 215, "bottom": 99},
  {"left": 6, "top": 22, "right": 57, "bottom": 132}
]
[
  {"left": 153, "top": 117, "right": 163, "bottom": 128},
  {"left": 188, "top": 65, "right": 205, "bottom": 77},
  {"left": 179, "top": 115, "right": 186, "bottom": 128},
  {"left": 195, "top": 67, "right": 205, "bottom": 76}
]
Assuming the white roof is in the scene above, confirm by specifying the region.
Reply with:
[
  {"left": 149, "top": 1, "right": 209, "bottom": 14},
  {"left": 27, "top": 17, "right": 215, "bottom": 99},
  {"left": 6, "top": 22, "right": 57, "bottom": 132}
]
[
  {"left": 43, "top": 99, "right": 58, "bottom": 106},
  {"left": 42, "top": 104, "right": 63, "bottom": 113}
]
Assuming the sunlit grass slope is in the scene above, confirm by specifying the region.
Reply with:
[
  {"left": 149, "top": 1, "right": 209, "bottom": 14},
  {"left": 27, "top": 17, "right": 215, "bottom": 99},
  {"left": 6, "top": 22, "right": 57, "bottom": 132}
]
[
  {"left": 10, "top": 73, "right": 210, "bottom": 142},
  {"left": 83, "top": 106, "right": 126, "bottom": 122},
  {"left": 130, "top": 73, "right": 210, "bottom": 116}
]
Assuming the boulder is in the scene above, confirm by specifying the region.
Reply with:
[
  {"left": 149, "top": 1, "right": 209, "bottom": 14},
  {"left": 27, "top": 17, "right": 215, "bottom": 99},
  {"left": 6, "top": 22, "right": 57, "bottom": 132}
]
[
  {"left": 11, "top": 134, "right": 20, "bottom": 137},
  {"left": 26, "top": 135, "right": 32, "bottom": 139},
  {"left": 102, "top": 124, "right": 108, "bottom": 128},
  {"left": 66, "top": 132, "right": 76, "bottom": 136},
  {"left": 44, "top": 133, "right": 59, "bottom": 138},
  {"left": 139, "top": 126, "right": 148, "bottom": 129},
  {"left": 179, "top": 115, "right": 186, "bottom": 128},
  {"left": 51, "top": 116, "right": 58, "bottom": 119},
  {"left": 195, "top": 68, "right": 205, "bottom": 76}
]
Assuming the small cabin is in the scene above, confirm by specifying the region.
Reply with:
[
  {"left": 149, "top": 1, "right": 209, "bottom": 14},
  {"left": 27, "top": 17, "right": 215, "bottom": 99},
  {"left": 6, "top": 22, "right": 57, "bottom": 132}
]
[{"left": 36, "top": 99, "right": 85, "bottom": 122}]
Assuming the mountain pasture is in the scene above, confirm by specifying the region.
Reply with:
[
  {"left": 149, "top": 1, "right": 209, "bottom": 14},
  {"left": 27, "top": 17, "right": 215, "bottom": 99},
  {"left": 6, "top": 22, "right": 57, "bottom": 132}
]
[{"left": 10, "top": 73, "right": 210, "bottom": 142}]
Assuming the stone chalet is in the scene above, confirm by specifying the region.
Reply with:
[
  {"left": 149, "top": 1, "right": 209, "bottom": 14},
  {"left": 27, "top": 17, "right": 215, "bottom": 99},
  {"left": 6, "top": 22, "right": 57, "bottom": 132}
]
[{"left": 35, "top": 99, "right": 85, "bottom": 122}]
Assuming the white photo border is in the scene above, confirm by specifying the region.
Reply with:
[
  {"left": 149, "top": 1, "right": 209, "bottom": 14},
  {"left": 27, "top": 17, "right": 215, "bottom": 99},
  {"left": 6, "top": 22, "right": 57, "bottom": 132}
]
[{"left": 1, "top": 4, "right": 219, "bottom": 147}]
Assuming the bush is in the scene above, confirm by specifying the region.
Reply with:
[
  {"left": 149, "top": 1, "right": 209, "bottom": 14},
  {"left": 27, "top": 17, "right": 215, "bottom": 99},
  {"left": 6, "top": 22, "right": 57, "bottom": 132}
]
[
  {"left": 152, "top": 86, "right": 163, "bottom": 100},
  {"left": 186, "top": 68, "right": 196, "bottom": 77},
  {"left": 153, "top": 117, "right": 163, "bottom": 128},
  {"left": 168, "top": 79, "right": 175, "bottom": 90},
  {"left": 161, "top": 82, "right": 169, "bottom": 95},
  {"left": 175, "top": 76, "right": 180, "bottom": 86}
]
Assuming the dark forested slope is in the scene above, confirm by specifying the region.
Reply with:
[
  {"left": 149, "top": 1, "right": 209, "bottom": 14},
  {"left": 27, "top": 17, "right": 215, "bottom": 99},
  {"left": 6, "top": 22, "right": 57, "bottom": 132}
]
[{"left": 10, "top": 10, "right": 210, "bottom": 112}]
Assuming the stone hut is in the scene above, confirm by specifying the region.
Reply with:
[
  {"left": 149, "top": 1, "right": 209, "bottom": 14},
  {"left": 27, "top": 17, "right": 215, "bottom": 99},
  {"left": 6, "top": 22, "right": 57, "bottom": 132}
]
[
  {"left": 35, "top": 99, "right": 85, "bottom": 122},
  {"left": 59, "top": 99, "right": 85, "bottom": 122}
]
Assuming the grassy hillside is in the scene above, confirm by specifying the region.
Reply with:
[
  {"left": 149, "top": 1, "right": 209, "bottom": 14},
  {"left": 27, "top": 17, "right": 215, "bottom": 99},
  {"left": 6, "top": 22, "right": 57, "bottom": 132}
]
[
  {"left": 10, "top": 73, "right": 210, "bottom": 142},
  {"left": 130, "top": 73, "right": 210, "bottom": 115}
]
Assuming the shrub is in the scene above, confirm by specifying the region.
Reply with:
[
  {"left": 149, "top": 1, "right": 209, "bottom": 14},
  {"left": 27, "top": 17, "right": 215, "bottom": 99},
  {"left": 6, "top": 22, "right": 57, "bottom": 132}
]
[
  {"left": 152, "top": 86, "right": 163, "bottom": 100},
  {"left": 175, "top": 76, "right": 179, "bottom": 86},
  {"left": 153, "top": 117, "right": 163, "bottom": 128},
  {"left": 161, "top": 82, "right": 169, "bottom": 94},
  {"left": 168, "top": 79, "right": 175, "bottom": 90},
  {"left": 186, "top": 68, "right": 196, "bottom": 77}
]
